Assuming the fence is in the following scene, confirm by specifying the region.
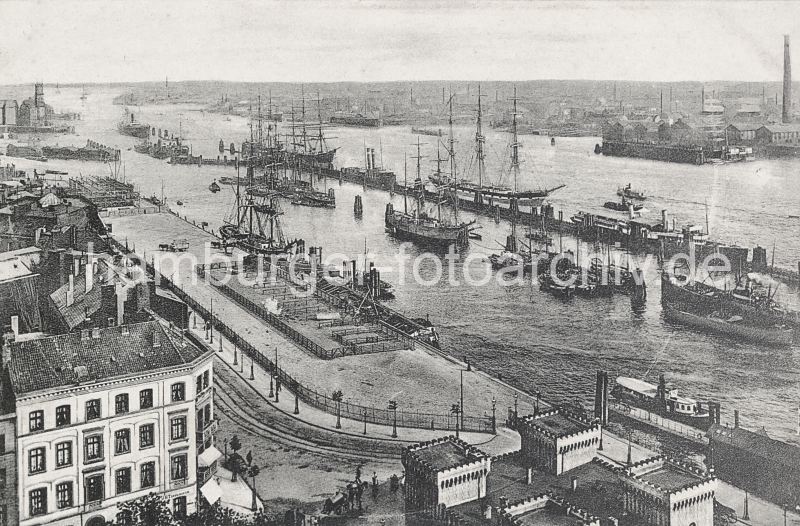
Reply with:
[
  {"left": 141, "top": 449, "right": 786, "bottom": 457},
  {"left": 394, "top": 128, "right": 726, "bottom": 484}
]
[
  {"left": 109, "top": 237, "right": 494, "bottom": 434},
  {"left": 609, "top": 401, "right": 707, "bottom": 442}
]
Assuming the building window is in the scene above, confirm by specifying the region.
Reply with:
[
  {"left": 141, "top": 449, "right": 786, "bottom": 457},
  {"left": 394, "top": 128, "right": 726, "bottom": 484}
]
[
  {"left": 29, "top": 447, "right": 45, "bottom": 474},
  {"left": 56, "top": 481, "right": 73, "bottom": 509},
  {"left": 170, "top": 416, "right": 187, "bottom": 441},
  {"left": 141, "top": 461, "right": 156, "bottom": 488},
  {"left": 204, "top": 404, "right": 211, "bottom": 423},
  {"left": 29, "top": 488, "right": 47, "bottom": 516},
  {"left": 28, "top": 410, "right": 44, "bottom": 432},
  {"left": 171, "top": 382, "right": 185, "bottom": 402},
  {"left": 0, "top": 434, "right": 5, "bottom": 454},
  {"left": 173, "top": 496, "right": 187, "bottom": 519},
  {"left": 196, "top": 375, "right": 203, "bottom": 394},
  {"left": 139, "top": 423, "right": 155, "bottom": 449},
  {"left": 171, "top": 454, "right": 187, "bottom": 481},
  {"left": 0, "top": 468, "right": 5, "bottom": 489},
  {"left": 84, "top": 435, "right": 103, "bottom": 462},
  {"left": 85, "top": 474, "right": 104, "bottom": 502},
  {"left": 203, "top": 370, "right": 209, "bottom": 389},
  {"left": 86, "top": 399, "right": 101, "bottom": 421},
  {"left": 115, "top": 393, "right": 129, "bottom": 415},
  {"left": 116, "top": 467, "right": 131, "bottom": 495},
  {"left": 115, "top": 429, "right": 131, "bottom": 455},
  {"left": 56, "top": 442, "right": 72, "bottom": 467},
  {"left": 139, "top": 389, "right": 153, "bottom": 409},
  {"left": 55, "top": 405, "right": 71, "bottom": 427}
]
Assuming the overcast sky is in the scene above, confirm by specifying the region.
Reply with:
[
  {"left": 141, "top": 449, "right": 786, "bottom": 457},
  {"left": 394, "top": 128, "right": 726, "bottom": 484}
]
[{"left": 1, "top": 0, "right": 798, "bottom": 84}]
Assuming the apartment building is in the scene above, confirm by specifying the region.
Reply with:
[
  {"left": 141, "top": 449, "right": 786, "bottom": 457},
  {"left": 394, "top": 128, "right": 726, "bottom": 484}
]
[{"left": 2, "top": 320, "right": 214, "bottom": 526}]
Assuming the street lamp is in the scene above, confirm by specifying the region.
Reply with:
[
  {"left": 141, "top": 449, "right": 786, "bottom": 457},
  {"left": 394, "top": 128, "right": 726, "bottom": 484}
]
[
  {"left": 293, "top": 380, "right": 299, "bottom": 415},
  {"left": 210, "top": 298, "right": 214, "bottom": 343},
  {"left": 460, "top": 369, "right": 465, "bottom": 431},
  {"left": 332, "top": 390, "right": 343, "bottom": 429},
  {"left": 491, "top": 397, "right": 497, "bottom": 434},
  {"left": 363, "top": 409, "right": 368, "bottom": 435},
  {"left": 451, "top": 403, "right": 461, "bottom": 439},
  {"left": 388, "top": 400, "right": 398, "bottom": 438}
]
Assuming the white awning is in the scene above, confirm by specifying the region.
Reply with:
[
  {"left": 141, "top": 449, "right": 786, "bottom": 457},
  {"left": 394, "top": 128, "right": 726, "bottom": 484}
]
[
  {"left": 198, "top": 446, "right": 222, "bottom": 467},
  {"left": 201, "top": 478, "right": 223, "bottom": 505}
]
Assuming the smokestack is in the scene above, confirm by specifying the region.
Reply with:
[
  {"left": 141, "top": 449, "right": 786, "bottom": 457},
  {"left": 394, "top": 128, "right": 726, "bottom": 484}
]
[{"left": 784, "top": 35, "right": 792, "bottom": 124}]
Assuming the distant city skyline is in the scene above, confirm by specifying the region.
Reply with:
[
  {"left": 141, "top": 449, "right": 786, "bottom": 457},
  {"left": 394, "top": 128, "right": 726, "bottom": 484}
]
[{"left": 1, "top": 0, "right": 799, "bottom": 85}]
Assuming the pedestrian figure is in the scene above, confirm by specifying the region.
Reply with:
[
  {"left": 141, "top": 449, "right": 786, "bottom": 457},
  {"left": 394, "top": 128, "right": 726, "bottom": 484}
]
[{"left": 372, "top": 472, "right": 378, "bottom": 487}]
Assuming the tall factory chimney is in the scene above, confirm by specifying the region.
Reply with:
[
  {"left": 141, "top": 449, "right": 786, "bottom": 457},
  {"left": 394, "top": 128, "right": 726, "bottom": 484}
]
[{"left": 784, "top": 34, "right": 792, "bottom": 124}]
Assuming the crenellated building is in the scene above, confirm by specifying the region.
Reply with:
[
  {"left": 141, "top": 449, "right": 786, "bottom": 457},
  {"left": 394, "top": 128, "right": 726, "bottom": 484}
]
[
  {"left": 518, "top": 408, "right": 601, "bottom": 475},
  {"left": 402, "top": 436, "right": 491, "bottom": 514},
  {"left": 622, "top": 456, "right": 716, "bottom": 526}
]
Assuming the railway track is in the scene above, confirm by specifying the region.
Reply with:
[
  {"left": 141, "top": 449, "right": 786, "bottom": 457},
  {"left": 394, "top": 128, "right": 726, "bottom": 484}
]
[{"left": 214, "top": 360, "right": 405, "bottom": 463}]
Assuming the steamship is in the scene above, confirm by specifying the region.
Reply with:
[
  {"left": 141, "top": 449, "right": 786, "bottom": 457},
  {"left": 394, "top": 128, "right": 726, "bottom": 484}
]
[
  {"left": 117, "top": 111, "right": 150, "bottom": 139},
  {"left": 611, "top": 375, "right": 714, "bottom": 431},
  {"left": 661, "top": 273, "right": 798, "bottom": 346}
]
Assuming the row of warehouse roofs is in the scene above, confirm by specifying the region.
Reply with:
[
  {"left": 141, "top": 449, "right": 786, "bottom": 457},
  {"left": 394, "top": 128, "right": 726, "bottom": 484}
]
[
  {"left": 603, "top": 115, "right": 800, "bottom": 144},
  {"left": 403, "top": 408, "right": 717, "bottom": 526}
]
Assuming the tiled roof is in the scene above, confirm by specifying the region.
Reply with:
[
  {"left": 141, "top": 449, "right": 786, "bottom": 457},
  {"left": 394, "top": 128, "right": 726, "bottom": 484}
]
[
  {"left": 708, "top": 423, "right": 800, "bottom": 466},
  {"left": 759, "top": 124, "right": 800, "bottom": 133},
  {"left": 9, "top": 321, "right": 208, "bottom": 395}
]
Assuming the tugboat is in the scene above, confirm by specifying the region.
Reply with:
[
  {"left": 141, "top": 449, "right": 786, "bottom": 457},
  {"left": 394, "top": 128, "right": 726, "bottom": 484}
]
[
  {"left": 117, "top": 109, "right": 150, "bottom": 139},
  {"left": 617, "top": 183, "right": 647, "bottom": 200},
  {"left": 209, "top": 180, "right": 221, "bottom": 193},
  {"left": 603, "top": 196, "right": 643, "bottom": 212},
  {"left": 611, "top": 374, "right": 713, "bottom": 431}
]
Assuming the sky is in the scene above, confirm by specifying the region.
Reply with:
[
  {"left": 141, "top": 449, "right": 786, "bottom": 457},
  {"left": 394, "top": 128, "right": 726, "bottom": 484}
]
[{"left": 1, "top": 0, "right": 799, "bottom": 84}]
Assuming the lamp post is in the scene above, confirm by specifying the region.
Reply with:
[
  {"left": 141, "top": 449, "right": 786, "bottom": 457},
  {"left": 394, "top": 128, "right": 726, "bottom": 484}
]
[
  {"left": 460, "top": 369, "right": 464, "bottom": 431},
  {"left": 451, "top": 403, "right": 461, "bottom": 439},
  {"left": 293, "top": 381, "right": 299, "bottom": 415},
  {"left": 210, "top": 298, "right": 214, "bottom": 343},
  {"left": 388, "top": 400, "right": 398, "bottom": 438},
  {"left": 514, "top": 393, "right": 519, "bottom": 420},
  {"left": 363, "top": 409, "right": 367, "bottom": 435},
  {"left": 743, "top": 491, "right": 749, "bottom": 521},
  {"left": 332, "top": 390, "right": 343, "bottom": 429},
  {"left": 491, "top": 397, "right": 497, "bottom": 434},
  {"left": 233, "top": 346, "right": 238, "bottom": 366},
  {"left": 249, "top": 359, "right": 255, "bottom": 380}
]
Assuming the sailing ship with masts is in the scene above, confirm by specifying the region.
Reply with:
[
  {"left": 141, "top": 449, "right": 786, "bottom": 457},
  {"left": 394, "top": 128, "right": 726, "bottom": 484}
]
[
  {"left": 428, "top": 85, "right": 564, "bottom": 214},
  {"left": 285, "top": 91, "right": 338, "bottom": 168},
  {"left": 219, "top": 141, "right": 302, "bottom": 257},
  {"left": 385, "top": 110, "right": 475, "bottom": 248}
]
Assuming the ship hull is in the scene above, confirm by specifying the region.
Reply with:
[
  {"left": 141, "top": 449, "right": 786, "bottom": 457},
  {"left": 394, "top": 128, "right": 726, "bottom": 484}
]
[
  {"left": 117, "top": 123, "right": 150, "bottom": 139},
  {"left": 385, "top": 214, "right": 469, "bottom": 247},
  {"left": 662, "top": 305, "right": 794, "bottom": 347}
]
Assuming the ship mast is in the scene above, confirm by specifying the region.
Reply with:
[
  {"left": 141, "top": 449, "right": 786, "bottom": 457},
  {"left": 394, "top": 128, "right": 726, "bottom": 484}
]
[
  {"left": 510, "top": 86, "right": 521, "bottom": 240},
  {"left": 413, "top": 137, "right": 423, "bottom": 214},
  {"left": 448, "top": 89, "right": 459, "bottom": 224},
  {"left": 404, "top": 151, "right": 408, "bottom": 214},
  {"left": 316, "top": 91, "right": 326, "bottom": 154},
  {"left": 301, "top": 87, "right": 308, "bottom": 153},
  {"left": 476, "top": 83, "right": 485, "bottom": 189}
]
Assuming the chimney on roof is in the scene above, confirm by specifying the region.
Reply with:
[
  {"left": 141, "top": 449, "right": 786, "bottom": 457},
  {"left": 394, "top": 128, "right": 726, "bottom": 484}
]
[
  {"left": 784, "top": 35, "right": 793, "bottom": 123},
  {"left": 91, "top": 327, "right": 100, "bottom": 339},
  {"left": 2, "top": 331, "right": 15, "bottom": 369},
  {"left": 85, "top": 259, "right": 93, "bottom": 294},
  {"left": 152, "top": 329, "right": 161, "bottom": 349},
  {"left": 10, "top": 315, "right": 19, "bottom": 338},
  {"left": 66, "top": 274, "right": 75, "bottom": 307}
]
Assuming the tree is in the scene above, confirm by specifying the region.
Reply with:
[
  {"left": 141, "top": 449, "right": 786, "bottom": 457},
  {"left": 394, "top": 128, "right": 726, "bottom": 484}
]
[
  {"left": 115, "top": 494, "right": 178, "bottom": 526},
  {"left": 332, "top": 390, "right": 343, "bottom": 429},
  {"left": 230, "top": 435, "right": 242, "bottom": 455},
  {"left": 247, "top": 464, "right": 261, "bottom": 511}
]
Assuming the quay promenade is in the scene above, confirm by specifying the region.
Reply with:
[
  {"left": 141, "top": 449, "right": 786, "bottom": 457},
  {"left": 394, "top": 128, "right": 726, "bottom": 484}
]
[{"left": 106, "top": 211, "right": 800, "bottom": 524}]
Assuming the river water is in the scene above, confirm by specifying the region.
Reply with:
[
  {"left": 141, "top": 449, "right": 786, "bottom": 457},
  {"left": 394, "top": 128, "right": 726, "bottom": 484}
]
[{"left": 14, "top": 86, "right": 799, "bottom": 443}]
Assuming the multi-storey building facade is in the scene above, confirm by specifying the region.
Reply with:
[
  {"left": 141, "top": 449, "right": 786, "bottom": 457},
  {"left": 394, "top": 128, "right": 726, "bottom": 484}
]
[{"left": 4, "top": 321, "right": 214, "bottom": 526}]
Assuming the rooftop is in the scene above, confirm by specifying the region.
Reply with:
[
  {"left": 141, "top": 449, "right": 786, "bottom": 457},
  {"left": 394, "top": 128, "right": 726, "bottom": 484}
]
[
  {"left": 760, "top": 123, "right": 800, "bottom": 133},
  {"left": 452, "top": 455, "right": 623, "bottom": 526},
  {"left": 708, "top": 423, "right": 800, "bottom": 467},
  {"left": 9, "top": 320, "right": 208, "bottom": 395},
  {"left": 521, "top": 409, "right": 593, "bottom": 438},
  {"left": 409, "top": 438, "right": 477, "bottom": 472},
  {"left": 637, "top": 465, "right": 701, "bottom": 492}
]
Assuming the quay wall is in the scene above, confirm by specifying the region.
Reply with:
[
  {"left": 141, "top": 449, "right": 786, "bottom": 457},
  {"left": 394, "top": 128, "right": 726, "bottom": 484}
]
[
  {"left": 601, "top": 140, "right": 706, "bottom": 165},
  {"left": 106, "top": 234, "right": 494, "bottom": 434}
]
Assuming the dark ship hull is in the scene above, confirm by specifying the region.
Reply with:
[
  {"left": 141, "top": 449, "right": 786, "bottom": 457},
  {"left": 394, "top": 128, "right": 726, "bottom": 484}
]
[
  {"left": 661, "top": 275, "right": 797, "bottom": 346},
  {"left": 384, "top": 204, "right": 470, "bottom": 247},
  {"left": 118, "top": 122, "right": 150, "bottom": 139}
]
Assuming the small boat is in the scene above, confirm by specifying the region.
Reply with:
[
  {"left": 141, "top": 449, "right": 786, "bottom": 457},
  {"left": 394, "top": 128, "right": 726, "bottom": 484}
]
[
  {"left": 176, "top": 200, "right": 184, "bottom": 206},
  {"left": 604, "top": 197, "right": 643, "bottom": 212},
  {"left": 617, "top": 183, "right": 646, "bottom": 200},
  {"left": 550, "top": 137, "right": 555, "bottom": 146},
  {"left": 209, "top": 180, "right": 221, "bottom": 193},
  {"left": 468, "top": 231, "right": 482, "bottom": 240}
]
